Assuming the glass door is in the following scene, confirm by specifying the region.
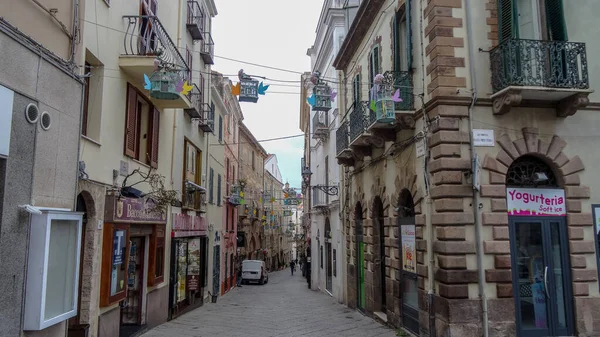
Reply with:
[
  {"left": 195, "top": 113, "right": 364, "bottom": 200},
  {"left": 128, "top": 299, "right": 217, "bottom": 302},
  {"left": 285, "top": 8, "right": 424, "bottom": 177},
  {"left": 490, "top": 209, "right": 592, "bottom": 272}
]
[{"left": 510, "top": 218, "right": 574, "bottom": 337}]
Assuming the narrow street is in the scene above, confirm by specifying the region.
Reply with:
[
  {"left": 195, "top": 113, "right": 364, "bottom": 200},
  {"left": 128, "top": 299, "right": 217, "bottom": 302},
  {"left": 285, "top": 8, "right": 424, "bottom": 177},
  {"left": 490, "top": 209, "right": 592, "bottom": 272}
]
[{"left": 142, "top": 271, "right": 397, "bottom": 337}]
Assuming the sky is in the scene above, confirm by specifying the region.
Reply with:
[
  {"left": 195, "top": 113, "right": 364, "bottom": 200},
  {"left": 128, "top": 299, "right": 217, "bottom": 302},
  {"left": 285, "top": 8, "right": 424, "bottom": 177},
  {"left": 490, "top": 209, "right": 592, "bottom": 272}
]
[{"left": 211, "top": 0, "right": 324, "bottom": 190}]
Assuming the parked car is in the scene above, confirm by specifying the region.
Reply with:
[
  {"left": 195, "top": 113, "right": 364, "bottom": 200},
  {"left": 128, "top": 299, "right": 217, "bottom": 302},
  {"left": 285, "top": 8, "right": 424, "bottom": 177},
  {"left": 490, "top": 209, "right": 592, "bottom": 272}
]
[{"left": 241, "top": 260, "right": 269, "bottom": 285}]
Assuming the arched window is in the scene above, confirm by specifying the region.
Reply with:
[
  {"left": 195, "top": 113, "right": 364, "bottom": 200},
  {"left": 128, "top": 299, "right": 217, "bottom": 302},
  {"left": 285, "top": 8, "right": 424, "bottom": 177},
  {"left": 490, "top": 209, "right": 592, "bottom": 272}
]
[
  {"left": 398, "top": 188, "right": 415, "bottom": 218},
  {"left": 354, "top": 203, "right": 363, "bottom": 237},
  {"left": 506, "top": 155, "right": 558, "bottom": 188}
]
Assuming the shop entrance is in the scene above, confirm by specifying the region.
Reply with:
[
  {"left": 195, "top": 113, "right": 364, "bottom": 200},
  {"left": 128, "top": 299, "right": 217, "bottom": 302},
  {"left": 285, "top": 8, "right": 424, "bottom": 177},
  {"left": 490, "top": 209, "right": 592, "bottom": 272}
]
[
  {"left": 325, "top": 218, "right": 332, "bottom": 294},
  {"left": 397, "top": 188, "right": 418, "bottom": 335},
  {"left": 355, "top": 203, "right": 365, "bottom": 312},
  {"left": 120, "top": 237, "right": 145, "bottom": 336},
  {"left": 505, "top": 156, "right": 574, "bottom": 337}
]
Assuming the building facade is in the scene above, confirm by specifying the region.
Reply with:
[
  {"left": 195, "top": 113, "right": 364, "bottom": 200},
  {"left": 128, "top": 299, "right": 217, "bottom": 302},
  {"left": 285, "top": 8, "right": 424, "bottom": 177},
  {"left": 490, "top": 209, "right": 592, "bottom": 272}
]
[
  {"left": 237, "top": 122, "right": 268, "bottom": 261},
  {"left": 305, "top": 0, "right": 354, "bottom": 303},
  {"left": 0, "top": 0, "right": 85, "bottom": 335},
  {"left": 332, "top": 0, "right": 600, "bottom": 336},
  {"left": 214, "top": 73, "right": 242, "bottom": 295},
  {"left": 76, "top": 0, "right": 216, "bottom": 336}
]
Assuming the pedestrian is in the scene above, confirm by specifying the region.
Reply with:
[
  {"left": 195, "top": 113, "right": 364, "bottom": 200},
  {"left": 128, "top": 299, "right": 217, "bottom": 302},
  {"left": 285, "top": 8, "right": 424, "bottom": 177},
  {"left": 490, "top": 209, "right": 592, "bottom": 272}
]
[
  {"left": 290, "top": 260, "right": 296, "bottom": 275},
  {"left": 236, "top": 262, "right": 243, "bottom": 287}
]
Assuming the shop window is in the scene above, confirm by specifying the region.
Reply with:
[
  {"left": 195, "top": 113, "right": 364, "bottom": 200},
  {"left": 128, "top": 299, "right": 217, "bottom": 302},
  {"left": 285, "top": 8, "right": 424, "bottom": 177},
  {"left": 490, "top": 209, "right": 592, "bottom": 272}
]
[
  {"left": 23, "top": 211, "right": 83, "bottom": 330},
  {"left": 183, "top": 140, "right": 203, "bottom": 210},
  {"left": 148, "top": 225, "right": 166, "bottom": 286},
  {"left": 124, "top": 83, "right": 160, "bottom": 168},
  {"left": 100, "top": 223, "right": 130, "bottom": 307}
]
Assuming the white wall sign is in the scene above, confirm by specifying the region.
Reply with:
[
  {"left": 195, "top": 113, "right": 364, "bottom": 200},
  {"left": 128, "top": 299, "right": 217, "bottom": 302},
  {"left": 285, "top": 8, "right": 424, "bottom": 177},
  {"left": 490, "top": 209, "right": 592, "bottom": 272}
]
[
  {"left": 415, "top": 139, "right": 425, "bottom": 158},
  {"left": 473, "top": 129, "right": 495, "bottom": 147},
  {"left": 506, "top": 188, "right": 566, "bottom": 216},
  {"left": 0, "top": 85, "right": 15, "bottom": 157}
]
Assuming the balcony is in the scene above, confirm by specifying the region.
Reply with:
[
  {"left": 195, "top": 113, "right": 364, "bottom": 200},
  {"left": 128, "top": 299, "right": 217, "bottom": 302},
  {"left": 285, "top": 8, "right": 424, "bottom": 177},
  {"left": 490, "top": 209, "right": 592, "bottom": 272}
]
[
  {"left": 312, "top": 111, "right": 329, "bottom": 141},
  {"left": 184, "top": 84, "right": 214, "bottom": 132},
  {"left": 183, "top": 180, "right": 207, "bottom": 213},
  {"left": 490, "top": 39, "right": 591, "bottom": 117},
  {"left": 335, "top": 120, "right": 353, "bottom": 166},
  {"left": 200, "top": 32, "right": 214, "bottom": 65},
  {"left": 121, "top": 15, "right": 192, "bottom": 109},
  {"left": 228, "top": 185, "right": 242, "bottom": 206},
  {"left": 186, "top": 1, "right": 205, "bottom": 41}
]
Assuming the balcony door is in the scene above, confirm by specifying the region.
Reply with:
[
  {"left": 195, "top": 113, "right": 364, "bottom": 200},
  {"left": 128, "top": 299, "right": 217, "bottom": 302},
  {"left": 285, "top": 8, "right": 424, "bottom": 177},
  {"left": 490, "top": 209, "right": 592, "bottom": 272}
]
[
  {"left": 516, "top": 0, "right": 542, "bottom": 40},
  {"left": 140, "top": 0, "right": 159, "bottom": 54}
]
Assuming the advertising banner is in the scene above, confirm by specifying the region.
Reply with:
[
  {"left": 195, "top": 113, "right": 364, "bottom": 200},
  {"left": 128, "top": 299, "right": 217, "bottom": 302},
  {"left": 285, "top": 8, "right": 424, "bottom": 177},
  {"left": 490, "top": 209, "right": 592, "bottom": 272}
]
[
  {"left": 506, "top": 188, "right": 565, "bottom": 216},
  {"left": 401, "top": 225, "right": 416, "bottom": 273}
]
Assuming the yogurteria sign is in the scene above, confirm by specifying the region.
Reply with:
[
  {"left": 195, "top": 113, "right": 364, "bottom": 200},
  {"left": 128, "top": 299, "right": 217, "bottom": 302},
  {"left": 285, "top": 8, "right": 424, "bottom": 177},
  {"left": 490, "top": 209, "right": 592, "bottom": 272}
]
[{"left": 507, "top": 188, "right": 566, "bottom": 216}]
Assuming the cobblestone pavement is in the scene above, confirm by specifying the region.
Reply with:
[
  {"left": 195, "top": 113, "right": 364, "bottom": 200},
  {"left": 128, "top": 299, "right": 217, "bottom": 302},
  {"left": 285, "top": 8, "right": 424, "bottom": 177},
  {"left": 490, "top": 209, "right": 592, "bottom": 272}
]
[{"left": 142, "top": 271, "right": 397, "bottom": 337}]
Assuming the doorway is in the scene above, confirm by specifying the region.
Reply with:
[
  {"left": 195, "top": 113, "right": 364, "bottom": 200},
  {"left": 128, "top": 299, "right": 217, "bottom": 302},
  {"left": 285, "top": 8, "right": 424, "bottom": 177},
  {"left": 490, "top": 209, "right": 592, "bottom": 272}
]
[
  {"left": 510, "top": 217, "right": 574, "bottom": 336},
  {"left": 325, "top": 218, "right": 333, "bottom": 294},
  {"left": 212, "top": 245, "right": 220, "bottom": 297},
  {"left": 120, "top": 237, "right": 145, "bottom": 336},
  {"left": 373, "top": 197, "right": 386, "bottom": 313},
  {"left": 398, "top": 188, "right": 419, "bottom": 334},
  {"left": 355, "top": 203, "right": 365, "bottom": 311}
]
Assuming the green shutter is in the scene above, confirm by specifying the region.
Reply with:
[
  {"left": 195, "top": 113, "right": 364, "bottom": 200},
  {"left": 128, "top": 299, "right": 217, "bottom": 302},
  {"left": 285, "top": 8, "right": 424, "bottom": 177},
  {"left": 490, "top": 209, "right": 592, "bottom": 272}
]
[
  {"left": 393, "top": 12, "right": 400, "bottom": 71},
  {"left": 406, "top": 0, "right": 412, "bottom": 70},
  {"left": 545, "top": 0, "right": 567, "bottom": 41},
  {"left": 498, "top": 0, "right": 517, "bottom": 42}
]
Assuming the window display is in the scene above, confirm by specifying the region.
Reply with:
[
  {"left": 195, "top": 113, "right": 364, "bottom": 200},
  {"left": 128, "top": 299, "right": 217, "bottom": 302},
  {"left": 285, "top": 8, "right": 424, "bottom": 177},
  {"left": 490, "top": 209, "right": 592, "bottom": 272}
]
[{"left": 100, "top": 223, "right": 130, "bottom": 307}]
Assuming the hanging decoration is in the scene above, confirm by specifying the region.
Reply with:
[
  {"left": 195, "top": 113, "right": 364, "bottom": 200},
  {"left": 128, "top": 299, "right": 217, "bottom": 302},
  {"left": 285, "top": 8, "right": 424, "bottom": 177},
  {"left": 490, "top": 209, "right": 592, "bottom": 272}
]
[
  {"left": 142, "top": 59, "right": 188, "bottom": 100},
  {"left": 306, "top": 71, "right": 332, "bottom": 111},
  {"left": 370, "top": 73, "right": 403, "bottom": 123},
  {"left": 230, "top": 69, "right": 270, "bottom": 103}
]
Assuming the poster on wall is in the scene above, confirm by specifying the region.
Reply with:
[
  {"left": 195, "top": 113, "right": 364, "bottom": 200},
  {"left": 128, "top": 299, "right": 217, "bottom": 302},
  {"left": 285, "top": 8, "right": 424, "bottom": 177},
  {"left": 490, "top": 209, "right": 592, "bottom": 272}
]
[
  {"left": 506, "top": 188, "right": 565, "bottom": 216},
  {"left": 187, "top": 238, "right": 201, "bottom": 291},
  {"left": 401, "top": 225, "right": 416, "bottom": 273},
  {"left": 594, "top": 205, "right": 600, "bottom": 236}
]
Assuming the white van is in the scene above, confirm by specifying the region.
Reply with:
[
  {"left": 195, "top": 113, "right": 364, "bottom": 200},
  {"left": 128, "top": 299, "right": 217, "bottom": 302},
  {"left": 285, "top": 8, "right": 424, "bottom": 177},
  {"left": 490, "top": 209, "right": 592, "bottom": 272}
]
[{"left": 241, "top": 260, "right": 268, "bottom": 285}]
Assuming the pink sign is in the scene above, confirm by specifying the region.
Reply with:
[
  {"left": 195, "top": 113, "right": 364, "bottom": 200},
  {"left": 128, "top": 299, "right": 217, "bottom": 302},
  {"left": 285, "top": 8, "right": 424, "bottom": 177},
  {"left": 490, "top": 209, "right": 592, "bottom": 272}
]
[{"left": 506, "top": 188, "right": 566, "bottom": 216}]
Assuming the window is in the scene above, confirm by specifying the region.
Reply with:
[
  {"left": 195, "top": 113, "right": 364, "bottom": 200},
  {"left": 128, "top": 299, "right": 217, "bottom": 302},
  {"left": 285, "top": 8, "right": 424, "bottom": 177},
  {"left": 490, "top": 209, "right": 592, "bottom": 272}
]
[
  {"left": 498, "top": 0, "right": 567, "bottom": 42},
  {"left": 218, "top": 115, "right": 223, "bottom": 142},
  {"left": 23, "top": 212, "right": 83, "bottom": 330},
  {"left": 100, "top": 223, "right": 130, "bottom": 307},
  {"left": 393, "top": 2, "right": 412, "bottom": 72},
  {"left": 226, "top": 158, "right": 230, "bottom": 200},
  {"left": 125, "top": 83, "right": 160, "bottom": 168},
  {"left": 252, "top": 151, "right": 255, "bottom": 170},
  {"left": 353, "top": 74, "right": 361, "bottom": 106},
  {"left": 183, "top": 140, "right": 202, "bottom": 210},
  {"left": 82, "top": 62, "right": 91, "bottom": 136},
  {"left": 208, "top": 168, "right": 214, "bottom": 204},
  {"left": 217, "top": 174, "right": 222, "bottom": 206},
  {"left": 186, "top": 46, "right": 193, "bottom": 83},
  {"left": 368, "top": 46, "right": 380, "bottom": 88},
  {"left": 148, "top": 225, "right": 165, "bottom": 286}
]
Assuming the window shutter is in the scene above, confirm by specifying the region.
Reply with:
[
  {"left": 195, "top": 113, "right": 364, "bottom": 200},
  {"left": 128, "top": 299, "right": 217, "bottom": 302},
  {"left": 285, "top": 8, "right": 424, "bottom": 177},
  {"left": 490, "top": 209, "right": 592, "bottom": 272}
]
[
  {"left": 218, "top": 115, "right": 223, "bottom": 142},
  {"left": 406, "top": 0, "right": 412, "bottom": 70},
  {"left": 374, "top": 47, "right": 380, "bottom": 75},
  {"left": 124, "top": 84, "right": 138, "bottom": 158},
  {"left": 148, "top": 107, "right": 160, "bottom": 168},
  {"left": 368, "top": 53, "right": 374, "bottom": 88},
  {"left": 209, "top": 168, "right": 214, "bottom": 203},
  {"left": 545, "top": 0, "right": 567, "bottom": 41},
  {"left": 217, "top": 174, "right": 222, "bottom": 206},
  {"left": 498, "top": 0, "right": 516, "bottom": 42},
  {"left": 393, "top": 13, "right": 400, "bottom": 72}
]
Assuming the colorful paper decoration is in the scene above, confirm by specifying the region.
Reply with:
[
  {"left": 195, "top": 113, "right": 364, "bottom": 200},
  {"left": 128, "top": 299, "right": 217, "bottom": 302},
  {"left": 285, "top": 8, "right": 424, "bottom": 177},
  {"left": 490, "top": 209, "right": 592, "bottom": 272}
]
[
  {"left": 143, "top": 74, "right": 152, "bottom": 90},
  {"left": 331, "top": 90, "right": 337, "bottom": 101},
  {"left": 231, "top": 82, "right": 241, "bottom": 96},
  {"left": 176, "top": 80, "right": 193, "bottom": 95},
  {"left": 258, "top": 81, "right": 269, "bottom": 95},
  {"left": 306, "top": 94, "right": 316, "bottom": 107},
  {"left": 391, "top": 89, "right": 403, "bottom": 102}
]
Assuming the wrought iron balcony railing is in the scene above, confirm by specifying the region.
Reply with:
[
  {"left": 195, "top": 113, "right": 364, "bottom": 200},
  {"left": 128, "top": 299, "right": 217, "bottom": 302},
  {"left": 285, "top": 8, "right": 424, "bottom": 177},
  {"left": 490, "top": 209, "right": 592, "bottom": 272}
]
[
  {"left": 349, "top": 101, "right": 369, "bottom": 143},
  {"left": 200, "top": 32, "right": 215, "bottom": 65},
  {"left": 336, "top": 120, "right": 349, "bottom": 156},
  {"left": 186, "top": 0, "right": 205, "bottom": 41},
  {"left": 383, "top": 70, "right": 414, "bottom": 111},
  {"left": 312, "top": 111, "right": 328, "bottom": 139},
  {"left": 184, "top": 84, "right": 214, "bottom": 132},
  {"left": 490, "top": 39, "right": 589, "bottom": 93},
  {"left": 123, "top": 15, "right": 189, "bottom": 73}
]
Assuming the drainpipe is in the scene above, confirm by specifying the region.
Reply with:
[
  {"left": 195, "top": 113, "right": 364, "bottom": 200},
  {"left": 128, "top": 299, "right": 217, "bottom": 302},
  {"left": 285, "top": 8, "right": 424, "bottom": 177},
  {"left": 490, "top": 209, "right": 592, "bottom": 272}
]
[
  {"left": 74, "top": 68, "right": 86, "bottom": 210},
  {"left": 464, "top": 1, "right": 489, "bottom": 336}
]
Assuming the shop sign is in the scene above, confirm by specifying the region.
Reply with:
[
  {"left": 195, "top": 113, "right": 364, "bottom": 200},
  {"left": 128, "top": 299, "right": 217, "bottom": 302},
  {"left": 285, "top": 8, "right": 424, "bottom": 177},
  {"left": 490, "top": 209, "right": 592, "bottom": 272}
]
[
  {"left": 401, "top": 225, "right": 416, "bottom": 273},
  {"left": 172, "top": 213, "right": 208, "bottom": 237},
  {"left": 506, "top": 188, "right": 565, "bottom": 216},
  {"left": 105, "top": 195, "right": 167, "bottom": 224}
]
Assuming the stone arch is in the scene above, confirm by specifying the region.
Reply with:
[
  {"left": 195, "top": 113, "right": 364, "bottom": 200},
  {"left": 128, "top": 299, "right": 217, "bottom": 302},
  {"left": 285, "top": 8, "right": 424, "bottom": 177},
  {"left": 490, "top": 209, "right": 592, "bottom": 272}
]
[
  {"left": 483, "top": 128, "right": 585, "bottom": 187},
  {"left": 77, "top": 190, "right": 96, "bottom": 219},
  {"left": 368, "top": 177, "right": 391, "bottom": 218},
  {"left": 353, "top": 185, "right": 367, "bottom": 220},
  {"left": 392, "top": 174, "right": 424, "bottom": 216}
]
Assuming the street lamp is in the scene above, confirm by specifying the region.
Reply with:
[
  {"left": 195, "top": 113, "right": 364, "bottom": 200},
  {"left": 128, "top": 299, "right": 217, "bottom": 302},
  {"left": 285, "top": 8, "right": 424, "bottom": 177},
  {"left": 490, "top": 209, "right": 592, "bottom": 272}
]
[{"left": 301, "top": 167, "right": 312, "bottom": 187}]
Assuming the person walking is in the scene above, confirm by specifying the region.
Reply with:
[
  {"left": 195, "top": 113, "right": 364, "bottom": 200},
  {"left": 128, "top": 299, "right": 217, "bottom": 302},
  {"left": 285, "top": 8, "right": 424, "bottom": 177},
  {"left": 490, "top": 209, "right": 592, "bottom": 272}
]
[
  {"left": 290, "top": 260, "right": 296, "bottom": 275},
  {"left": 236, "top": 262, "right": 243, "bottom": 287}
]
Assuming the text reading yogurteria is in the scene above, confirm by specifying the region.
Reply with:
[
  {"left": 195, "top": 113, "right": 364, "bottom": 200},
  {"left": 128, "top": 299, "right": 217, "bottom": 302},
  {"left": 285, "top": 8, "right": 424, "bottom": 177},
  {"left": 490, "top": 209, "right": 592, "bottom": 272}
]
[{"left": 506, "top": 188, "right": 566, "bottom": 216}]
